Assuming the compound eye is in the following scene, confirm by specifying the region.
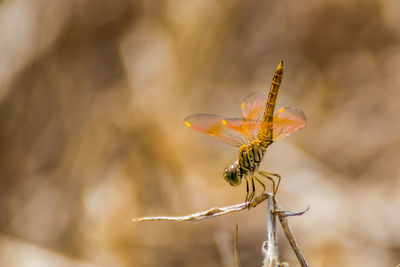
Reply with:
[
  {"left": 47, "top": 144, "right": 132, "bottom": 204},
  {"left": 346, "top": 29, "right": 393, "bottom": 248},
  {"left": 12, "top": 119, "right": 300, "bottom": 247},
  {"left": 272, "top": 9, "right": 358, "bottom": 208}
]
[{"left": 223, "top": 164, "right": 241, "bottom": 186}]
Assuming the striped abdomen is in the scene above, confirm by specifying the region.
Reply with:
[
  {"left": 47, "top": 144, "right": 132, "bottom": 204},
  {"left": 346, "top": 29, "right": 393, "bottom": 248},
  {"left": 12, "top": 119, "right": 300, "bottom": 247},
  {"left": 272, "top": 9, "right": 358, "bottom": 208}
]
[
  {"left": 258, "top": 61, "right": 284, "bottom": 147},
  {"left": 238, "top": 140, "right": 266, "bottom": 174}
]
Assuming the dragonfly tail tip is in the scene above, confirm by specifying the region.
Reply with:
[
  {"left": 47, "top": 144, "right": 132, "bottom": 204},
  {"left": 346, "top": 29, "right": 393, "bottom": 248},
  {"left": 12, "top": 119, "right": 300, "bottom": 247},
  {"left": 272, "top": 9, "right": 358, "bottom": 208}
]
[{"left": 276, "top": 60, "right": 284, "bottom": 73}]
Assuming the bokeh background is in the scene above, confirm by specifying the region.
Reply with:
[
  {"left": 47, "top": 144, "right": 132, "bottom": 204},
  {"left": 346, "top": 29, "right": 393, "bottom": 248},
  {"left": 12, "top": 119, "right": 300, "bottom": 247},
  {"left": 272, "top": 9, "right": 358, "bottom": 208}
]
[{"left": 1, "top": 0, "right": 400, "bottom": 266}]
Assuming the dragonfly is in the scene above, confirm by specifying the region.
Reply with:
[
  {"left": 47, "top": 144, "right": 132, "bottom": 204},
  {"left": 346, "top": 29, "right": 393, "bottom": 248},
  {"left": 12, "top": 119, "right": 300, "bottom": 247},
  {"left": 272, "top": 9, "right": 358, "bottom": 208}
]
[{"left": 184, "top": 61, "right": 306, "bottom": 203}]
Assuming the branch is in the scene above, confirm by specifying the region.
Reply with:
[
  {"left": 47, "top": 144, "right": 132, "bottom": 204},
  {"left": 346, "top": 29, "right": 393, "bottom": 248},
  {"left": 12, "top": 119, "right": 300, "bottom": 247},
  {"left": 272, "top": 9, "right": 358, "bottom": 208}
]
[
  {"left": 261, "top": 193, "right": 279, "bottom": 267},
  {"left": 234, "top": 224, "right": 240, "bottom": 267},
  {"left": 276, "top": 203, "right": 309, "bottom": 267},
  {"left": 132, "top": 193, "right": 268, "bottom": 222}
]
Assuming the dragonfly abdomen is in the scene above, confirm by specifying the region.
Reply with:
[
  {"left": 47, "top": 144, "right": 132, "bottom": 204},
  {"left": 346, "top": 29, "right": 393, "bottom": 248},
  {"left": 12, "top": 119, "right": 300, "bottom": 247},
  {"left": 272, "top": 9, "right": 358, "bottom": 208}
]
[
  {"left": 258, "top": 61, "right": 284, "bottom": 146},
  {"left": 238, "top": 141, "right": 266, "bottom": 174}
]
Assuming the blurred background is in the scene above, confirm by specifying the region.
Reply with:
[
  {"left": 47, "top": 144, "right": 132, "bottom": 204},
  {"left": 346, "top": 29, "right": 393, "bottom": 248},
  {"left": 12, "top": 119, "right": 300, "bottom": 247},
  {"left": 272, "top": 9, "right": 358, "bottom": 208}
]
[{"left": 0, "top": 0, "right": 399, "bottom": 266}]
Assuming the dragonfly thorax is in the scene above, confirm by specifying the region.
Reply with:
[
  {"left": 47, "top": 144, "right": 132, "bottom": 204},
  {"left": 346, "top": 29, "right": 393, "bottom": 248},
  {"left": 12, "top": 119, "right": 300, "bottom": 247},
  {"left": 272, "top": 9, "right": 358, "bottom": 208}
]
[
  {"left": 238, "top": 140, "right": 267, "bottom": 173},
  {"left": 224, "top": 141, "right": 267, "bottom": 186}
]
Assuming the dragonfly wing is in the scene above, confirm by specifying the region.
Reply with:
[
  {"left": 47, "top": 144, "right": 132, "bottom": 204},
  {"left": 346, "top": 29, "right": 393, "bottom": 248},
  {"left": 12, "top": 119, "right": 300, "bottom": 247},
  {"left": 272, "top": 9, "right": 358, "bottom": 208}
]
[
  {"left": 184, "top": 114, "right": 247, "bottom": 147},
  {"left": 241, "top": 91, "right": 267, "bottom": 121},
  {"left": 240, "top": 91, "right": 267, "bottom": 141},
  {"left": 272, "top": 107, "right": 306, "bottom": 141}
]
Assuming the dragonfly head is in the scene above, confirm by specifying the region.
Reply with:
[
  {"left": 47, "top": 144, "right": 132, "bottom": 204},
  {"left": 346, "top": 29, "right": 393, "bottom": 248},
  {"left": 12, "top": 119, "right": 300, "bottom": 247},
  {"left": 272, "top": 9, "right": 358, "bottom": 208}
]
[{"left": 223, "top": 163, "right": 242, "bottom": 186}]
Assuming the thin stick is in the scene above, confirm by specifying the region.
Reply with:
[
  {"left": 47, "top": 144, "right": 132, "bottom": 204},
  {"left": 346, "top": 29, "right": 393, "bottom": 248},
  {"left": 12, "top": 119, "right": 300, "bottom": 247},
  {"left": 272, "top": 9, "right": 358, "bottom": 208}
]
[
  {"left": 132, "top": 203, "right": 247, "bottom": 222},
  {"left": 261, "top": 193, "right": 278, "bottom": 267},
  {"left": 234, "top": 224, "right": 240, "bottom": 267},
  {"left": 276, "top": 203, "right": 309, "bottom": 267},
  {"left": 132, "top": 193, "right": 268, "bottom": 222}
]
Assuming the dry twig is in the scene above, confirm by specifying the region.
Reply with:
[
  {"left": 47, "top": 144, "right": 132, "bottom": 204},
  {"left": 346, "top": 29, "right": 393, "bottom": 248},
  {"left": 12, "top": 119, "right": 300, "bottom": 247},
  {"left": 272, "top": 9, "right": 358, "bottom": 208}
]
[
  {"left": 261, "top": 194, "right": 278, "bottom": 266},
  {"left": 261, "top": 194, "right": 309, "bottom": 267},
  {"left": 234, "top": 224, "right": 240, "bottom": 267},
  {"left": 276, "top": 203, "right": 309, "bottom": 267},
  {"left": 132, "top": 193, "right": 268, "bottom": 222}
]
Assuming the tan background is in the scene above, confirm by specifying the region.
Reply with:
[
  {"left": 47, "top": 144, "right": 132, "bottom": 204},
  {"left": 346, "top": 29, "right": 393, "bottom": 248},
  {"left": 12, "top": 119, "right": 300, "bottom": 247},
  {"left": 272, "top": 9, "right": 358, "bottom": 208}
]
[{"left": 0, "top": 0, "right": 399, "bottom": 266}]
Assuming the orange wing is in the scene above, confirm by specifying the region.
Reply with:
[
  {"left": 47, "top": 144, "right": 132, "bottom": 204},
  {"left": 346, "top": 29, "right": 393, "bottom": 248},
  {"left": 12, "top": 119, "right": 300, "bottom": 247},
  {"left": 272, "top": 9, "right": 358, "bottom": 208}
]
[
  {"left": 241, "top": 91, "right": 267, "bottom": 121},
  {"left": 271, "top": 107, "right": 306, "bottom": 140},
  {"left": 184, "top": 114, "right": 247, "bottom": 147},
  {"left": 183, "top": 91, "right": 267, "bottom": 146},
  {"left": 240, "top": 91, "right": 268, "bottom": 141}
]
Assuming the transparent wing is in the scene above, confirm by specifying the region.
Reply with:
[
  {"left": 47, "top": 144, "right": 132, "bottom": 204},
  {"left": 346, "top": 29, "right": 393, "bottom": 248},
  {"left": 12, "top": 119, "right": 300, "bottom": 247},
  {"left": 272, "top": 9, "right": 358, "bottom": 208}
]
[
  {"left": 271, "top": 107, "right": 306, "bottom": 141},
  {"left": 241, "top": 91, "right": 267, "bottom": 121},
  {"left": 240, "top": 91, "right": 268, "bottom": 141},
  {"left": 184, "top": 114, "right": 248, "bottom": 147},
  {"left": 221, "top": 107, "right": 306, "bottom": 142}
]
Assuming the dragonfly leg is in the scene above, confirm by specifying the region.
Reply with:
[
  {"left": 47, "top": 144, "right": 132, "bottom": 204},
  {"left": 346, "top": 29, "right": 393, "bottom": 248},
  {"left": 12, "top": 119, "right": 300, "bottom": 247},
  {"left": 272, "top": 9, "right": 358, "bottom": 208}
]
[
  {"left": 255, "top": 172, "right": 275, "bottom": 194},
  {"left": 254, "top": 176, "right": 266, "bottom": 193},
  {"left": 257, "top": 171, "right": 281, "bottom": 195},
  {"left": 247, "top": 177, "right": 256, "bottom": 204},
  {"left": 245, "top": 178, "right": 250, "bottom": 203}
]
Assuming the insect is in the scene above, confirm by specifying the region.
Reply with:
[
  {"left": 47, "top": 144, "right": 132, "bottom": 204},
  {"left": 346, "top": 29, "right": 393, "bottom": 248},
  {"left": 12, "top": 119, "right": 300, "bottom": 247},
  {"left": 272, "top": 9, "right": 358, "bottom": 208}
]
[{"left": 184, "top": 61, "right": 306, "bottom": 203}]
